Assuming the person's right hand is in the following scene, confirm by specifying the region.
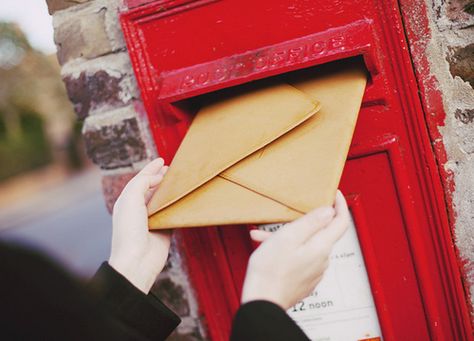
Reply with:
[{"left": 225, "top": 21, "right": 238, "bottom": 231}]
[{"left": 241, "top": 191, "right": 350, "bottom": 310}]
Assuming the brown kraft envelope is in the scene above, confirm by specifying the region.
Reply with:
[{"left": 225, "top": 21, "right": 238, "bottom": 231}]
[{"left": 147, "top": 64, "right": 367, "bottom": 229}]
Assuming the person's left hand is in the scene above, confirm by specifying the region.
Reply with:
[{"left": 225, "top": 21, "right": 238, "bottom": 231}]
[
  {"left": 109, "top": 158, "right": 171, "bottom": 294},
  {"left": 241, "top": 191, "right": 350, "bottom": 310}
]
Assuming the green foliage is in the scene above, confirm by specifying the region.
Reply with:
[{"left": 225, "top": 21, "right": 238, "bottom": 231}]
[
  {"left": 65, "top": 120, "right": 84, "bottom": 170},
  {"left": 464, "top": 1, "right": 474, "bottom": 15},
  {"left": 0, "top": 110, "right": 51, "bottom": 180},
  {"left": 0, "top": 21, "right": 78, "bottom": 181},
  {"left": 0, "top": 113, "right": 6, "bottom": 136},
  {"left": 0, "top": 22, "right": 31, "bottom": 51}
]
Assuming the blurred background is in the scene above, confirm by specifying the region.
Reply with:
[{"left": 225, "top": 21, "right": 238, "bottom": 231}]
[{"left": 0, "top": 0, "right": 111, "bottom": 278}]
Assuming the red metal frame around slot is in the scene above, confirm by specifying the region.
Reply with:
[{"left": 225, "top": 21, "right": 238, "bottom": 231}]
[{"left": 120, "top": 0, "right": 473, "bottom": 339}]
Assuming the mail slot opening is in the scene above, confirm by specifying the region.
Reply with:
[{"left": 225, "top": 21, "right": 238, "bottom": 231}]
[
  {"left": 166, "top": 56, "right": 369, "bottom": 126},
  {"left": 149, "top": 55, "right": 368, "bottom": 228}
]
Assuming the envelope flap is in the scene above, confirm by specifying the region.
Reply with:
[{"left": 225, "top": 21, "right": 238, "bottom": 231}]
[
  {"left": 220, "top": 65, "right": 367, "bottom": 213},
  {"left": 149, "top": 176, "right": 302, "bottom": 229},
  {"left": 148, "top": 83, "right": 320, "bottom": 215}
]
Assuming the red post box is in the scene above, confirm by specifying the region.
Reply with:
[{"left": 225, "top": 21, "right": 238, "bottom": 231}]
[{"left": 120, "top": 1, "right": 472, "bottom": 340}]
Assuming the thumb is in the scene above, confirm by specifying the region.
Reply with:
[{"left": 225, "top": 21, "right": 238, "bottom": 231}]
[
  {"left": 123, "top": 173, "right": 164, "bottom": 201},
  {"left": 249, "top": 230, "right": 272, "bottom": 243},
  {"left": 275, "top": 206, "right": 335, "bottom": 245},
  {"left": 121, "top": 158, "right": 166, "bottom": 199}
]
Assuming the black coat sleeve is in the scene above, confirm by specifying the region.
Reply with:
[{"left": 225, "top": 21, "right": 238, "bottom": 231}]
[
  {"left": 0, "top": 241, "right": 179, "bottom": 341},
  {"left": 231, "top": 300, "right": 310, "bottom": 341},
  {"left": 90, "top": 262, "right": 181, "bottom": 341}
]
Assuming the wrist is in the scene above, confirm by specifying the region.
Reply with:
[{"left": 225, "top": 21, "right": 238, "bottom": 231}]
[
  {"left": 241, "top": 276, "right": 288, "bottom": 310},
  {"left": 241, "top": 295, "right": 285, "bottom": 309},
  {"left": 108, "top": 256, "right": 158, "bottom": 294}
]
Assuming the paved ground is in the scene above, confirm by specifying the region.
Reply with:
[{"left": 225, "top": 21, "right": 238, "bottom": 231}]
[{"left": 0, "top": 168, "right": 112, "bottom": 278}]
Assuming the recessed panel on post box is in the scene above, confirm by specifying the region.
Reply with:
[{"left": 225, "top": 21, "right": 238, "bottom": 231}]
[{"left": 121, "top": 0, "right": 472, "bottom": 340}]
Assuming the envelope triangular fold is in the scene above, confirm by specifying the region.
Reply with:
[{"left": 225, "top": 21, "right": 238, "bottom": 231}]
[
  {"left": 149, "top": 176, "right": 302, "bottom": 228},
  {"left": 220, "top": 63, "right": 367, "bottom": 213},
  {"left": 148, "top": 83, "right": 320, "bottom": 216}
]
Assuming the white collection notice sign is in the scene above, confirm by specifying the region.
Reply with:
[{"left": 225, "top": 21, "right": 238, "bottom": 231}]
[{"left": 259, "top": 217, "right": 382, "bottom": 341}]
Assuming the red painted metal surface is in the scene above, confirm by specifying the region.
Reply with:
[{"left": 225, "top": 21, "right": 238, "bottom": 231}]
[
  {"left": 398, "top": 0, "right": 474, "bottom": 329},
  {"left": 120, "top": 1, "right": 472, "bottom": 340},
  {"left": 126, "top": 0, "right": 154, "bottom": 9}
]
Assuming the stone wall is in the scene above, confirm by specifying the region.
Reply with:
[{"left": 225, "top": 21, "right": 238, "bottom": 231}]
[
  {"left": 435, "top": 0, "right": 474, "bottom": 310},
  {"left": 45, "top": 0, "right": 207, "bottom": 339}
]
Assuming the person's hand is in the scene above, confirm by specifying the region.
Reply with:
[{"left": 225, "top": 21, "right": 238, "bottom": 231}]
[
  {"left": 241, "top": 191, "right": 350, "bottom": 310},
  {"left": 109, "top": 158, "right": 171, "bottom": 294}
]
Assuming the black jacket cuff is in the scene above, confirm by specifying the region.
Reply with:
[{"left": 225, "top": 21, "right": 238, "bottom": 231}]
[
  {"left": 91, "top": 262, "right": 181, "bottom": 340},
  {"left": 231, "top": 300, "right": 310, "bottom": 341}
]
